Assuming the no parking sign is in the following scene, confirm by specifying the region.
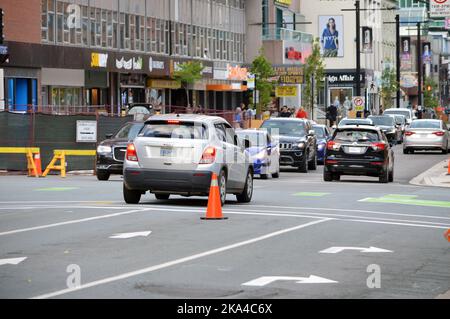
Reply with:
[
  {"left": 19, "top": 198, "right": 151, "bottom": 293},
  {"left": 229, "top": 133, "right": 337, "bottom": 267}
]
[{"left": 352, "top": 96, "right": 365, "bottom": 112}]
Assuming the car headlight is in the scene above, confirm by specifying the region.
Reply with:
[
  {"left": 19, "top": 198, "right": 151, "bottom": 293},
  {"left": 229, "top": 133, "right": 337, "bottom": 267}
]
[
  {"left": 297, "top": 142, "right": 306, "bottom": 149},
  {"left": 97, "top": 145, "right": 112, "bottom": 154}
]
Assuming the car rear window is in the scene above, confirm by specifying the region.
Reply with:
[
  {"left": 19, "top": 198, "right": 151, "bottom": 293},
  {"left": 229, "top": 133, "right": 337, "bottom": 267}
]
[
  {"left": 115, "top": 123, "right": 144, "bottom": 140},
  {"left": 369, "top": 116, "right": 395, "bottom": 126},
  {"left": 140, "top": 121, "right": 208, "bottom": 139},
  {"left": 410, "top": 121, "right": 441, "bottom": 129},
  {"left": 334, "top": 129, "right": 380, "bottom": 143},
  {"left": 384, "top": 110, "right": 411, "bottom": 119}
]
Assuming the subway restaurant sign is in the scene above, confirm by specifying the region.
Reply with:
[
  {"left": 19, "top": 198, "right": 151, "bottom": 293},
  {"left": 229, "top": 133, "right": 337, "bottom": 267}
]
[
  {"left": 275, "top": 86, "right": 298, "bottom": 97},
  {"left": 274, "top": 0, "right": 292, "bottom": 6}
]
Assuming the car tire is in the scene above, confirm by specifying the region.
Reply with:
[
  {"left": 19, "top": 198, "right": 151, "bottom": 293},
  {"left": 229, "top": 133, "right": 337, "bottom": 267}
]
[
  {"left": 123, "top": 184, "right": 141, "bottom": 204},
  {"left": 308, "top": 151, "right": 318, "bottom": 170},
  {"left": 298, "top": 153, "right": 308, "bottom": 173},
  {"left": 218, "top": 170, "right": 227, "bottom": 206},
  {"left": 379, "top": 170, "right": 389, "bottom": 184},
  {"left": 155, "top": 193, "right": 170, "bottom": 200},
  {"left": 236, "top": 170, "right": 253, "bottom": 203},
  {"left": 333, "top": 174, "right": 341, "bottom": 181},
  {"left": 272, "top": 170, "right": 280, "bottom": 178},
  {"left": 96, "top": 171, "right": 110, "bottom": 181},
  {"left": 403, "top": 148, "right": 408, "bottom": 155},
  {"left": 389, "top": 169, "right": 394, "bottom": 182},
  {"left": 324, "top": 170, "right": 333, "bottom": 182},
  {"left": 442, "top": 147, "right": 448, "bottom": 155}
]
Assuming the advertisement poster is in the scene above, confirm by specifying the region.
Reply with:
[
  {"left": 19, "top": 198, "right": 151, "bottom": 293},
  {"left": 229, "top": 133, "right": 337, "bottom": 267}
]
[
  {"left": 283, "top": 40, "right": 312, "bottom": 65},
  {"left": 422, "top": 42, "right": 432, "bottom": 64},
  {"left": 319, "top": 15, "right": 344, "bottom": 58},
  {"left": 400, "top": 36, "right": 412, "bottom": 71},
  {"left": 362, "top": 27, "right": 373, "bottom": 53}
]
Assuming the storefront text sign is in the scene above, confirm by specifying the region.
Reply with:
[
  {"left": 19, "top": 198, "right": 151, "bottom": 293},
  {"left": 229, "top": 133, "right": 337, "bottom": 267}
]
[
  {"left": 275, "top": 0, "right": 292, "bottom": 6},
  {"left": 275, "top": 86, "right": 298, "bottom": 97},
  {"left": 116, "top": 57, "right": 143, "bottom": 71},
  {"left": 91, "top": 53, "right": 108, "bottom": 68},
  {"left": 148, "top": 79, "right": 181, "bottom": 90},
  {"left": 272, "top": 65, "right": 304, "bottom": 84}
]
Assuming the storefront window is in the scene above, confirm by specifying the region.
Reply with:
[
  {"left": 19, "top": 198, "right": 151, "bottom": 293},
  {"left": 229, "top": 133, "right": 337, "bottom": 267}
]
[{"left": 329, "top": 88, "right": 353, "bottom": 108}]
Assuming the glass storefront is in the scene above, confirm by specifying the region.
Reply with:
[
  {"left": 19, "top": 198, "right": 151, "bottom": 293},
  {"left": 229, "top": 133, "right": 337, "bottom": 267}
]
[{"left": 51, "top": 87, "right": 83, "bottom": 106}]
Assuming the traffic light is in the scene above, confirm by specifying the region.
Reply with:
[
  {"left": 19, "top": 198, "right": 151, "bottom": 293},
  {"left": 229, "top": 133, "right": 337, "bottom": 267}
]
[
  {"left": 0, "top": 8, "right": 4, "bottom": 44},
  {"left": 427, "top": 85, "right": 432, "bottom": 92}
]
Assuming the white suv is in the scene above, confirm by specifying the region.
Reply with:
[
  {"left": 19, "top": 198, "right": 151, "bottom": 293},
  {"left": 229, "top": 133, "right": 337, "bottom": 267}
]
[
  {"left": 383, "top": 108, "right": 417, "bottom": 125},
  {"left": 123, "top": 114, "right": 254, "bottom": 205}
]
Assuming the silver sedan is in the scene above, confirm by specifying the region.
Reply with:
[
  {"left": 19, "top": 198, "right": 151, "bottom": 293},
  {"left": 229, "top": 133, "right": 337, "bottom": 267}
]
[{"left": 403, "top": 119, "right": 449, "bottom": 154}]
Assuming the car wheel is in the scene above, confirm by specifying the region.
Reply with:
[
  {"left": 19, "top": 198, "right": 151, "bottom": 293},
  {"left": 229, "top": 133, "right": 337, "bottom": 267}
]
[
  {"left": 324, "top": 170, "right": 333, "bottom": 182},
  {"left": 333, "top": 174, "right": 341, "bottom": 181},
  {"left": 308, "top": 151, "right": 318, "bottom": 170},
  {"left": 298, "top": 153, "right": 308, "bottom": 173},
  {"left": 123, "top": 184, "right": 141, "bottom": 204},
  {"left": 236, "top": 170, "right": 253, "bottom": 203},
  {"left": 155, "top": 193, "right": 170, "bottom": 200},
  {"left": 442, "top": 147, "right": 448, "bottom": 155},
  {"left": 97, "top": 171, "right": 110, "bottom": 181},
  {"left": 403, "top": 148, "right": 408, "bottom": 155},
  {"left": 218, "top": 170, "right": 227, "bottom": 206},
  {"left": 272, "top": 170, "right": 280, "bottom": 178},
  {"left": 379, "top": 170, "right": 389, "bottom": 184}
]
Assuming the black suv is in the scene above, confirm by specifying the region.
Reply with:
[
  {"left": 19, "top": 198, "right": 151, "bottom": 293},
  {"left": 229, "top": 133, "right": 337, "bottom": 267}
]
[
  {"left": 260, "top": 118, "right": 317, "bottom": 172},
  {"left": 96, "top": 121, "right": 145, "bottom": 180},
  {"left": 324, "top": 125, "right": 395, "bottom": 183}
]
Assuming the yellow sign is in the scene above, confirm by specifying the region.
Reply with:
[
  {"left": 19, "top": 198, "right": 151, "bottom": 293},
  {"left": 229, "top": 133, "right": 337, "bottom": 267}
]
[
  {"left": 275, "top": 0, "right": 292, "bottom": 6},
  {"left": 147, "top": 79, "right": 181, "bottom": 89},
  {"left": 275, "top": 86, "right": 298, "bottom": 97},
  {"left": 91, "top": 53, "right": 108, "bottom": 68}
]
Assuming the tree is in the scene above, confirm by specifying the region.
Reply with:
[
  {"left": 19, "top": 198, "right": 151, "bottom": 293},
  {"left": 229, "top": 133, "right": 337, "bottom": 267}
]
[
  {"left": 250, "top": 48, "right": 275, "bottom": 115},
  {"left": 380, "top": 59, "right": 398, "bottom": 109},
  {"left": 172, "top": 61, "right": 204, "bottom": 107},
  {"left": 303, "top": 38, "right": 325, "bottom": 115},
  {"left": 423, "top": 77, "right": 439, "bottom": 109}
]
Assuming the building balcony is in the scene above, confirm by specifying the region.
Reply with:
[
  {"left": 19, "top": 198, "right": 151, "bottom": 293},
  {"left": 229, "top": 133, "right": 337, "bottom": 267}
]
[{"left": 262, "top": 27, "right": 313, "bottom": 43}]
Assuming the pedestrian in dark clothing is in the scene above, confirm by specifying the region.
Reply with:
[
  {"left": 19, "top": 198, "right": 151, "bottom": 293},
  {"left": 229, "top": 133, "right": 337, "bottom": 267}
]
[
  {"left": 279, "top": 106, "right": 291, "bottom": 118},
  {"left": 326, "top": 104, "right": 338, "bottom": 127}
]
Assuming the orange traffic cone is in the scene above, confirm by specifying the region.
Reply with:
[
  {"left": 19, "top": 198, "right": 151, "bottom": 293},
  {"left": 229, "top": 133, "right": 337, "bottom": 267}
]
[
  {"left": 34, "top": 153, "right": 42, "bottom": 177},
  {"left": 201, "top": 173, "right": 228, "bottom": 220},
  {"left": 445, "top": 229, "right": 450, "bottom": 243},
  {"left": 447, "top": 158, "right": 450, "bottom": 175}
]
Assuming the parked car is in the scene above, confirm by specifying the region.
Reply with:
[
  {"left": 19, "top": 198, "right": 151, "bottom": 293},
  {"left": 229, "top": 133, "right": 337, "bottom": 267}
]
[
  {"left": 338, "top": 117, "right": 374, "bottom": 128},
  {"left": 368, "top": 115, "right": 402, "bottom": 144},
  {"left": 389, "top": 114, "right": 407, "bottom": 143},
  {"left": 403, "top": 119, "right": 449, "bottom": 154},
  {"left": 324, "top": 125, "right": 395, "bottom": 183},
  {"left": 313, "top": 124, "right": 332, "bottom": 164},
  {"left": 123, "top": 114, "right": 254, "bottom": 205},
  {"left": 96, "top": 121, "right": 145, "bottom": 181},
  {"left": 383, "top": 108, "right": 416, "bottom": 125},
  {"left": 236, "top": 129, "right": 280, "bottom": 179},
  {"left": 260, "top": 118, "right": 317, "bottom": 173}
]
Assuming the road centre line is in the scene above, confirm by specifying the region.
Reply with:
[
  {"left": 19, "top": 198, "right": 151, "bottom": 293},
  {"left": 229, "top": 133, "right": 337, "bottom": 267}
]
[{"left": 31, "top": 218, "right": 331, "bottom": 299}]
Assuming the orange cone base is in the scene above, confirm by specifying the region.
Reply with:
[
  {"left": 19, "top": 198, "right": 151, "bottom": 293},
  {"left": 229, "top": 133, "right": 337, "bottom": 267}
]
[{"left": 201, "top": 216, "right": 229, "bottom": 220}]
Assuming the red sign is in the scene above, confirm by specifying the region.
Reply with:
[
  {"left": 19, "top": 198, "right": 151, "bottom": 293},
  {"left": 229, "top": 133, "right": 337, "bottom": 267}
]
[{"left": 285, "top": 47, "right": 302, "bottom": 62}]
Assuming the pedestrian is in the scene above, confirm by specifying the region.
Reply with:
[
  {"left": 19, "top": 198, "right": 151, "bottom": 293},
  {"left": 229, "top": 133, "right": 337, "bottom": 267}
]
[
  {"left": 234, "top": 107, "right": 243, "bottom": 129},
  {"left": 326, "top": 104, "right": 337, "bottom": 127},
  {"left": 296, "top": 106, "right": 308, "bottom": 119},
  {"left": 379, "top": 105, "right": 384, "bottom": 115},
  {"left": 279, "top": 106, "right": 291, "bottom": 118}
]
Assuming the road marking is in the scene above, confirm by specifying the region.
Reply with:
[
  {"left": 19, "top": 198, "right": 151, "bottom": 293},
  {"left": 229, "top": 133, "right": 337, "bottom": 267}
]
[
  {"left": 0, "top": 257, "right": 27, "bottom": 266},
  {"left": 31, "top": 218, "right": 330, "bottom": 299},
  {"left": 0, "top": 206, "right": 132, "bottom": 211},
  {"left": 293, "top": 192, "right": 330, "bottom": 197},
  {"left": 242, "top": 275, "right": 338, "bottom": 287},
  {"left": 359, "top": 194, "right": 450, "bottom": 208},
  {"left": 319, "top": 246, "right": 393, "bottom": 254},
  {"left": 345, "top": 219, "right": 450, "bottom": 229},
  {"left": 33, "top": 187, "right": 79, "bottom": 192},
  {"left": 109, "top": 231, "right": 152, "bottom": 239}
]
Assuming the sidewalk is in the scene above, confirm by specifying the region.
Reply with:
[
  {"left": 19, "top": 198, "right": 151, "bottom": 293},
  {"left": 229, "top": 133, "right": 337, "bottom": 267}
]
[{"left": 410, "top": 159, "right": 450, "bottom": 188}]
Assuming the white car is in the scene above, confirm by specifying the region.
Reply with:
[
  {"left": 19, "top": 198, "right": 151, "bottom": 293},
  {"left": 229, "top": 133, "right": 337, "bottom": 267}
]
[
  {"left": 403, "top": 119, "right": 449, "bottom": 154},
  {"left": 123, "top": 114, "right": 254, "bottom": 205},
  {"left": 383, "top": 108, "right": 417, "bottom": 125},
  {"left": 236, "top": 129, "right": 280, "bottom": 179}
]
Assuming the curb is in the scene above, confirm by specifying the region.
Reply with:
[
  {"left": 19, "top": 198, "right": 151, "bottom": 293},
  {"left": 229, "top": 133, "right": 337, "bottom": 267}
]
[{"left": 410, "top": 160, "right": 450, "bottom": 188}]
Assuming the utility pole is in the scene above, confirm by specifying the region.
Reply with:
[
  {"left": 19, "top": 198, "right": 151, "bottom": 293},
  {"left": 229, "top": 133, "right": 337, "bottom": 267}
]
[
  {"left": 311, "top": 75, "right": 315, "bottom": 120},
  {"left": 417, "top": 22, "right": 422, "bottom": 108},
  {"left": 396, "top": 14, "right": 401, "bottom": 108},
  {"left": 355, "top": 0, "right": 361, "bottom": 97}
]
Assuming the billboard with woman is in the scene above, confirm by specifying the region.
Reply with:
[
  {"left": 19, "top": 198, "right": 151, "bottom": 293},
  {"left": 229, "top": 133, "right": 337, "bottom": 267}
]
[{"left": 319, "top": 16, "right": 344, "bottom": 58}]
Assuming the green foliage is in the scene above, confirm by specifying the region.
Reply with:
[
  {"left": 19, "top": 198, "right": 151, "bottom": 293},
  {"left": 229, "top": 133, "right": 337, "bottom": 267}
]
[
  {"left": 303, "top": 38, "right": 325, "bottom": 112},
  {"left": 380, "top": 60, "right": 398, "bottom": 109},
  {"left": 250, "top": 48, "right": 275, "bottom": 115},
  {"left": 172, "top": 61, "right": 204, "bottom": 106},
  {"left": 423, "top": 77, "right": 439, "bottom": 109}
]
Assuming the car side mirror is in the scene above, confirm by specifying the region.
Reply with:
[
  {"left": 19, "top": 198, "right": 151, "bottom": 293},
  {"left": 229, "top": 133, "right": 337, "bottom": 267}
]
[
  {"left": 243, "top": 138, "right": 251, "bottom": 149},
  {"left": 106, "top": 134, "right": 113, "bottom": 139}
]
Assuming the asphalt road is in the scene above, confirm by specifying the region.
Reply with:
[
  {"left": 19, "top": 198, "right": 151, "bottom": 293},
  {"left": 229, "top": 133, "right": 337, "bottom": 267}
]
[{"left": 0, "top": 146, "right": 449, "bottom": 299}]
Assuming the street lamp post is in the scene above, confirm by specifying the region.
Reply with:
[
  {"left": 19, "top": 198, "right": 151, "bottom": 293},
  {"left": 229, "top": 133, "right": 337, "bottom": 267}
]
[
  {"left": 396, "top": 14, "right": 401, "bottom": 108},
  {"left": 355, "top": 0, "right": 361, "bottom": 99},
  {"left": 417, "top": 22, "right": 422, "bottom": 108}
]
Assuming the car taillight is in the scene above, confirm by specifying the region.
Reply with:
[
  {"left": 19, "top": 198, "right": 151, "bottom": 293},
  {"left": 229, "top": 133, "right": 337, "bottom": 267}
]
[
  {"left": 405, "top": 131, "right": 415, "bottom": 136},
  {"left": 371, "top": 142, "right": 386, "bottom": 151},
  {"left": 126, "top": 143, "right": 139, "bottom": 162},
  {"left": 433, "top": 131, "right": 445, "bottom": 136},
  {"left": 199, "top": 146, "right": 216, "bottom": 164},
  {"left": 327, "top": 141, "right": 341, "bottom": 151}
]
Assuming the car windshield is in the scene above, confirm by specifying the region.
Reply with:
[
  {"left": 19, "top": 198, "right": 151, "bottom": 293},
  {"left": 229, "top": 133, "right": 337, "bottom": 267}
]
[
  {"left": 313, "top": 127, "right": 326, "bottom": 138},
  {"left": 334, "top": 129, "right": 380, "bottom": 143},
  {"left": 410, "top": 121, "right": 441, "bottom": 129},
  {"left": 140, "top": 121, "right": 208, "bottom": 139},
  {"left": 128, "top": 106, "right": 150, "bottom": 115},
  {"left": 369, "top": 116, "right": 395, "bottom": 126},
  {"left": 339, "top": 119, "right": 371, "bottom": 126},
  {"left": 115, "top": 123, "right": 144, "bottom": 140},
  {"left": 384, "top": 110, "right": 411, "bottom": 119},
  {"left": 261, "top": 120, "right": 306, "bottom": 137},
  {"left": 236, "top": 132, "right": 267, "bottom": 147}
]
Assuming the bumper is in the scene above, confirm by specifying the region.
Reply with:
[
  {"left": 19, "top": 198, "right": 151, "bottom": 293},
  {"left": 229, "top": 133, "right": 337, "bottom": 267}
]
[
  {"left": 253, "top": 160, "right": 270, "bottom": 175},
  {"left": 96, "top": 155, "right": 123, "bottom": 174},
  {"left": 124, "top": 168, "right": 213, "bottom": 195},
  {"left": 404, "top": 141, "right": 446, "bottom": 150},
  {"left": 280, "top": 150, "right": 305, "bottom": 167},
  {"left": 325, "top": 159, "right": 386, "bottom": 176}
]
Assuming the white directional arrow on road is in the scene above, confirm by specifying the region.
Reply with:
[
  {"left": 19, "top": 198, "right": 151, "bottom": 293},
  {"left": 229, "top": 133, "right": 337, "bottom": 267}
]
[
  {"left": 109, "top": 231, "right": 152, "bottom": 239},
  {"left": 319, "top": 246, "right": 393, "bottom": 254},
  {"left": 242, "top": 276, "right": 338, "bottom": 287},
  {"left": 0, "top": 257, "right": 27, "bottom": 266}
]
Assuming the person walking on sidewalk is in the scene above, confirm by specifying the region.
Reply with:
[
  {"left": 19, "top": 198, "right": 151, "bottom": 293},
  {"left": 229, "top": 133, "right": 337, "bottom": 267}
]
[
  {"left": 296, "top": 107, "right": 308, "bottom": 119},
  {"left": 326, "top": 104, "right": 337, "bottom": 127}
]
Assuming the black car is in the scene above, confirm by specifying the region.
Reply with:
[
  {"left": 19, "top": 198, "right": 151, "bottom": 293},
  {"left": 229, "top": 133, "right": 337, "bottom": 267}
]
[
  {"left": 368, "top": 115, "right": 401, "bottom": 144},
  {"left": 323, "top": 125, "right": 394, "bottom": 183},
  {"left": 260, "top": 118, "right": 317, "bottom": 172},
  {"left": 96, "top": 121, "right": 145, "bottom": 180}
]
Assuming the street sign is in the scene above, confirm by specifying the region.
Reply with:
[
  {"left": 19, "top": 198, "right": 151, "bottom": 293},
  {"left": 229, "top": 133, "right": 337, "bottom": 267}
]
[
  {"left": 352, "top": 96, "right": 365, "bottom": 112},
  {"left": 76, "top": 120, "right": 97, "bottom": 143},
  {"left": 368, "top": 81, "right": 378, "bottom": 94},
  {"left": 430, "top": 0, "right": 450, "bottom": 18}
]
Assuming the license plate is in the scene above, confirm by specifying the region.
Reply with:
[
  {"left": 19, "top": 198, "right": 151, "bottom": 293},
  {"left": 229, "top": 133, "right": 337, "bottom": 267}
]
[
  {"left": 348, "top": 147, "right": 361, "bottom": 154},
  {"left": 160, "top": 147, "right": 173, "bottom": 157}
]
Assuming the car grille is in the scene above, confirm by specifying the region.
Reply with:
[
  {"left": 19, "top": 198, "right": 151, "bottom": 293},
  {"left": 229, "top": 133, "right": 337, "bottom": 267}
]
[
  {"left": 280, "top": 143, "right": 293, "bottom": 150},
  {"left": 113, "top": 147, "right": 127, "bottom": 162}
]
